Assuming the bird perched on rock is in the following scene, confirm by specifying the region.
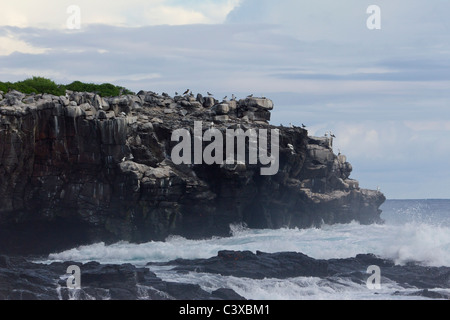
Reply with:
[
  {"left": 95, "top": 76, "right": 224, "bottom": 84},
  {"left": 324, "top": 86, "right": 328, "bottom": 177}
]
[
  {"left": 331, "top": 134, "right": 336, "bottom": 138},
  {"left": 232, "top": 94, "right": 236, "bottom": 101},
  {"left": 287, "top": 144, "right": 296, "bottom": 155},
  {"left": 302, "top": 124, "right": 306, "bottom": 128},
  {"left": 207, "top": 92, "right": 213, "bottom": 97},
  {"left": 223, "top": 96, "right": 228, "bottom": 101},
  {"left": 175, "top": 92, "right": 179, "bottom": 96},
  {"left": 183, "top": 89, "right": 190, "bottom": 95},
  {"left": 247, "top": 94, "right": 253, "bottom": 98}
]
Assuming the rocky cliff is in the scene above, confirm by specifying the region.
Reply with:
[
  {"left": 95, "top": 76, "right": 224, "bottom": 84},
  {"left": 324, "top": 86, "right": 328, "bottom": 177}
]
[{"left": 0, "top": 89, "right": 385, "bottom": 254}]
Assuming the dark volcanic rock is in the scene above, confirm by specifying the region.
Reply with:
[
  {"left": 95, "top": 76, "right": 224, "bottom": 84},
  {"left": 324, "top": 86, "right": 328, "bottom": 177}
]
[
  {"left": 0, "top": 91, "right": 385, "bottom": 254},
  {"left": 0, "top": 251, "right": 448, "bottom": 300},
  {"left": 0, "top": 255, "right": 244, "bottom": 300},
  {"left": 152, "top": 250, "right": 329, "bottom": 279},
  {"left": 149, "top": 250, "right": 450, "bottom": 299}
]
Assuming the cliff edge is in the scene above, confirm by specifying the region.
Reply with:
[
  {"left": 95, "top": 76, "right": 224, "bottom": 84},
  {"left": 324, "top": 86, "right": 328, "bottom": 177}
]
[{"left": 0, "top": 89, "right": 385, "bottom": 254}]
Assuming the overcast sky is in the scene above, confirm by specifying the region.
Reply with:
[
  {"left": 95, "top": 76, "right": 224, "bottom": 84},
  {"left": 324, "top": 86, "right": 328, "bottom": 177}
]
[{"left": 1, "top": 0, "right": 449, "bottom": 199}]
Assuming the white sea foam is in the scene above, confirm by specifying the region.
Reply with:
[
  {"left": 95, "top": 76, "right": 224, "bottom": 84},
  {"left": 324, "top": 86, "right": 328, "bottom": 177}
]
[
  {"left": 41, "top": 200, "right": 450, "bottom": 300},
  {"left": 149, "top": 267, "right": 438, "bottom": 300},
  {"left": 46, "top": 220, "right": 450, "bottom": 267}
]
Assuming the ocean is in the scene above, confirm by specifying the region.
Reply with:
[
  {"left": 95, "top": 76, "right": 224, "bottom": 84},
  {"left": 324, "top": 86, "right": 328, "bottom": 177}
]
[{"left": 39, "top": 199, "right": 450, "bottom": 300}]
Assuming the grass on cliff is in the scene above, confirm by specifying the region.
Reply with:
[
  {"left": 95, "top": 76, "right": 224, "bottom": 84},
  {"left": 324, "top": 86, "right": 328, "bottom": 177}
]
[{"left": 0, "top": 77, "right": 134, "bottom": 97}]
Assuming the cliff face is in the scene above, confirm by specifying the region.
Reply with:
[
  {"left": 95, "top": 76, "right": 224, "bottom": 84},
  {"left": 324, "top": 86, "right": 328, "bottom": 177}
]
[{"left": 0, "top": 90, "right": 385, "bottom": 254}]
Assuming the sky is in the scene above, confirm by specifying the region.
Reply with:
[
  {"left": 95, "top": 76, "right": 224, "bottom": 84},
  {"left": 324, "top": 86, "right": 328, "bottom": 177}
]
[{"left": 0, "top": 0, "right": 449, "bottom": 199}]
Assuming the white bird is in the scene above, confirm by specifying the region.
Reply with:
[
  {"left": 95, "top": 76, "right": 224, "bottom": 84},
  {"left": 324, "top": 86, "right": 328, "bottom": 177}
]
[
  {"left": 232, "top": 94, "right": 236, "bottom": 101},
  {"left": 121, "top": 157, "right": 126, "bottom": 162},
  {"left": 287, "top": 144, "right": 296, "bottom": 154}
]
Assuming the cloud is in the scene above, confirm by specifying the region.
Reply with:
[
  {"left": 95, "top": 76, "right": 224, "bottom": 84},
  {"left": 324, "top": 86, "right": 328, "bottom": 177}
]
[
  {"left": 226, "top": 0, "right": 450, "bottom": 39},
  {"left": 0, "top": 35, "right": 48, "bottom": 55},
  {"left": 0, "top": 0, "right": 240, "bottom": 29}
]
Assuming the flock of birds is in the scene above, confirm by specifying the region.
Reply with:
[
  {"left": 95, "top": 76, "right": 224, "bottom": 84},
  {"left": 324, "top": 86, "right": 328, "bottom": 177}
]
[
  {"left": 175, "top": 89, "right": 254, "bottom": 102},
  {"left": 174, "top": 89, "right": 338, "bottom": 140},
  {"left": 175, "top": 89, "right": 338, "bottom": 137}
]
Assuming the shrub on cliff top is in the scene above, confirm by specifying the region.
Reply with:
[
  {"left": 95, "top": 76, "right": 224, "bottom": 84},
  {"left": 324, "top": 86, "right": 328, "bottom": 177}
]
[
  {"left": 0, "top": 77, "right": 65, "bottom": 96},
  {"left": 0, "top": 77, "right": 134, "bottom": 97},
  {"left": 65, "top": 81, "right": 134, "bottom": 97}
]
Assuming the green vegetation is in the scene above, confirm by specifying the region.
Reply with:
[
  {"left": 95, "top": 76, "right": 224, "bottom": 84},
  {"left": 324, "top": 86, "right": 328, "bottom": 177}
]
[{"left": 0, "top": 77, "right": 134, "bottom": 97}]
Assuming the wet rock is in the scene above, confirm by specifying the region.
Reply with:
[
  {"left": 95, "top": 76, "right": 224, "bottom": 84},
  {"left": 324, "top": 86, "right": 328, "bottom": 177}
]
[{"left": 0, "top": 255, "right": 244, "bottom": 300}]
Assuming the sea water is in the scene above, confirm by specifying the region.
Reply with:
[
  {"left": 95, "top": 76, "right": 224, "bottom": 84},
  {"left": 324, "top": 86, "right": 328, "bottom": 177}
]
[{"left": 43, "top": 199, "right": 450, "bottom": 300}]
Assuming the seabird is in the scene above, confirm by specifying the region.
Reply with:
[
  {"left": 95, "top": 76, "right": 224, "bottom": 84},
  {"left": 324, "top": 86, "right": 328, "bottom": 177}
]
[
  {"left": 223, "top": 96, "right": 228, "bottom": 101},
  {"left": 287, "top": 144, "right": 296, "bottom": 155},
  {"left": 302, "top": 124, "right": 306, "bottom": 128},
  {"left": 289, "top": 123, "right": 294, "bottom": 128},
  {"left": 331, "top": 134, "right": 336, "bottom": 138},
  {"left": 121, "top": 157, "right": 126, "bottom": 162},
  {"left": 247, "top": 94, "right": 253, "bottom": 98},
  {"left": 175, "top": 92, "right": 179, "bottom": 96},
  {"left": 207, "top": 92, "right": 213, "bottom": 97},
  {"left": 183, "top": 89, "right": 190, "bottom": 95},
  {"left": 232, "top": 94, "right": 236, "bottom": 101}
]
